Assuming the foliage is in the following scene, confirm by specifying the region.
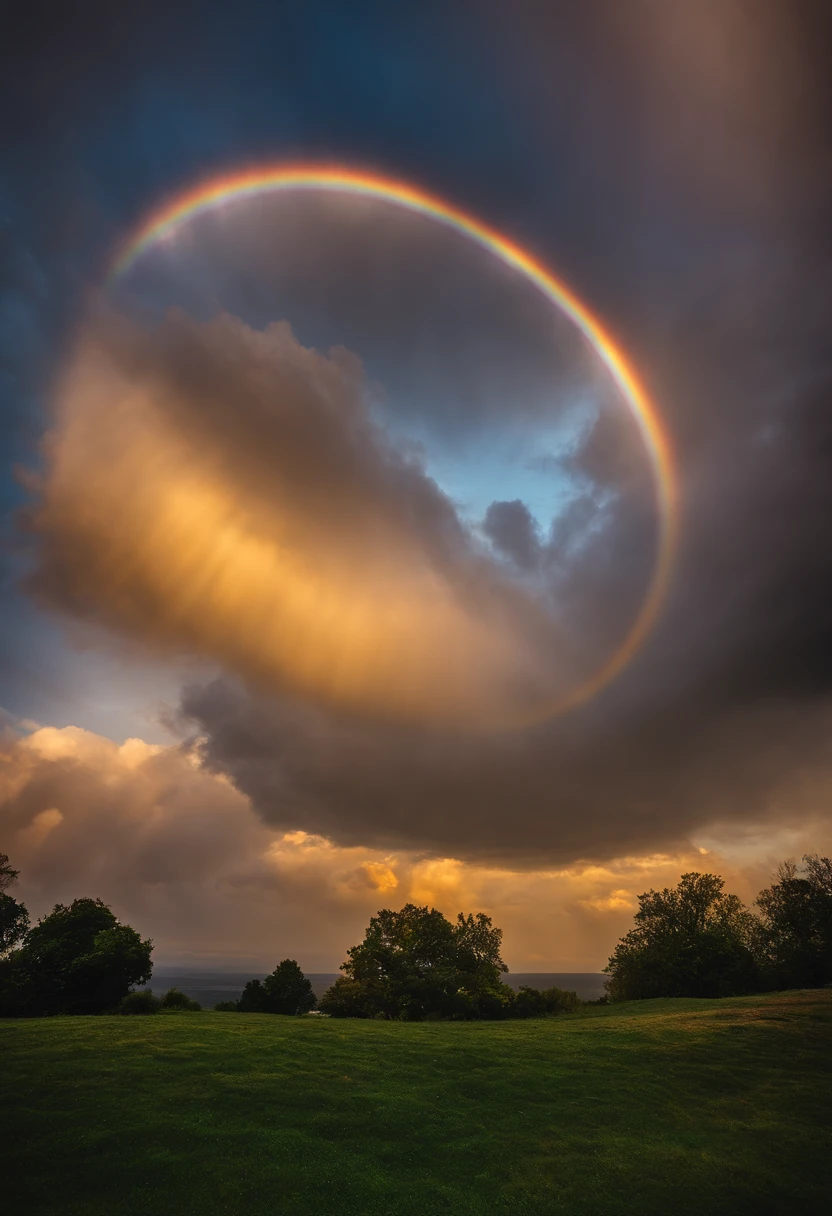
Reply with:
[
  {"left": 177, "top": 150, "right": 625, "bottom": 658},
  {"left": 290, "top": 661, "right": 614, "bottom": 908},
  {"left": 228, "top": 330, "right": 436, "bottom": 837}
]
[
  {"left": 0, "top": 892, "right": 30, "bottom": 957},
  {"left": 513, "top": 985, "right": 581, "bottom": 1017},
  {"left": 604, "top": 873, "right": 760, "bottom": 1000},
  {"left": 317, "top": 976, "right": 381, "bottom": 1018},
  {"left": 261, "top": 959, "right": 316, "bottom": 1014},
  {"left": 0, "top": 852, "right": 20, "bottom": 894},
  {"left": 321, "top": 904, "right": 510, "bottom": 1019},
  {"left": 234, "top": 962, "right": 316, "bottom": 1014},
  {"left": 160, "top": 987, "right": 201, "bottom": 1011},
  {"left": 120, "top": 989, "right": 161, "bottom": 1014},
  {"left": 237, "top": 978, "right": 266, "bottom": 1012},
  {"left": 755, "top": 854, "right": 832, "bottom": 989},
  {"left": 3, "top": 992, "right": 830, "bottom": 1216},
  {"left": 213, "top": 1000, "right": 239, "bottom": 1012},
  {"left": 0, "top": 853, "right": 29, "bottom": 960},
  {"left": 2, "top": 898, "right": 153, "bottom": 1016}
]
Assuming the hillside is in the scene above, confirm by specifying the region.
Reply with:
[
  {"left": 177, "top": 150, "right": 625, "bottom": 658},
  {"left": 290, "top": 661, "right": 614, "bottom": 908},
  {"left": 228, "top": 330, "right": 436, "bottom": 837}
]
[{"left": 3, "top": 990, "right": 830, "bottom": 1215}]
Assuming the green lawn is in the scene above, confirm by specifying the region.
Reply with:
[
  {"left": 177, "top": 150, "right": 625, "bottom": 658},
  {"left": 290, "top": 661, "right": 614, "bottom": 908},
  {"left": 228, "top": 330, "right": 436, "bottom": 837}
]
[{"left": 2, "top": 990, "right": 830, "bottom": 1215}]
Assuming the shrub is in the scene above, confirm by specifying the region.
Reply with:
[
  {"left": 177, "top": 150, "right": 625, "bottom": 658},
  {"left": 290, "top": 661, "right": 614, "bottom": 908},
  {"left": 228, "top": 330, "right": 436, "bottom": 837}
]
[
  {"left": 213, "top": 1000, "right": 238, "bottom": 1012},
  {"left": 160, "top": 987, "right": 201, "bottom": 1011},
  {"left": 318, "top": 977, "right": 378, "bottom": 1018},
  {"left": 513, "top": 985, "right": 580, "bottom": 1017},
  {"left": 120, "top": 989, "right": 161, "bottom": 1014}
]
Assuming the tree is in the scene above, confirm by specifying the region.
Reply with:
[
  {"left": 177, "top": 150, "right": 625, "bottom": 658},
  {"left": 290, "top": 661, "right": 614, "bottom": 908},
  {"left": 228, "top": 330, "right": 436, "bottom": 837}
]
[
  {"left": 237, "top": 978, "right": 267, "bottom": 1012},
  {"left": 321, "top": 904, "right": 511, "bottom": 1020},
  {"left": 0, "top": 852, "right": 29, "bottom": 957},
  {"left": 604, "top": 873, "right": 759, "bottom": 1001},
  {"left": 755, "top": 855, "right": 832, "bottom": 990},
  {"left": 0, "top": 852, "right": 20, "bottom": 894},
  {"left": 0, "top": 894, "right": 29, "bottom": 957},
  {"left": 7, "top": 898, "right": 153, "bottom": 1016},
  {"left": 261, "top": 960, "right": 316, "bottom": 1015}
]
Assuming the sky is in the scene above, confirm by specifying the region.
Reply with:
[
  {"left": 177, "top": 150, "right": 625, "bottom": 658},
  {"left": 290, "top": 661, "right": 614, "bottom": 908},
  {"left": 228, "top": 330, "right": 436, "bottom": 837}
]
[{"left": 1, "top": 0, "right": 831, "bottom": 971}]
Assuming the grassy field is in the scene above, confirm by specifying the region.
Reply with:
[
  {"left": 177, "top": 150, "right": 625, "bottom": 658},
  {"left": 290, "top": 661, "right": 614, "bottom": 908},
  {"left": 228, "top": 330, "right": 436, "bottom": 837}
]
[{"left": 2, "top": 990, "right": 830, "bottom": 1216}]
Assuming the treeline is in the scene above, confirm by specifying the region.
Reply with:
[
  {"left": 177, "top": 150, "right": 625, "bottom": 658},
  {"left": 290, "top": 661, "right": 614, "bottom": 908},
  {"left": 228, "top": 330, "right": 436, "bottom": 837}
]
[
  {"left": 604, "top": 859, "right": 832, "bottom": 1000},
  {"left": 214, "top": 905, "right": 581, "bottom": 1020},
  {"left": 2, "top": 850, "right": 831, "bottom": 1019}
]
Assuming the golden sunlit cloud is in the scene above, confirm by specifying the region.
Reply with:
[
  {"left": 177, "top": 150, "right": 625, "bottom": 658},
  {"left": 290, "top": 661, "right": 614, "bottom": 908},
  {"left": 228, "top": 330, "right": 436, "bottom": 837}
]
[
  {"left": 28, "top": 311, "right": 603, "bottom": 727},
  {"left": 3, "top": 724, "right": 830, "bottom": 970}
]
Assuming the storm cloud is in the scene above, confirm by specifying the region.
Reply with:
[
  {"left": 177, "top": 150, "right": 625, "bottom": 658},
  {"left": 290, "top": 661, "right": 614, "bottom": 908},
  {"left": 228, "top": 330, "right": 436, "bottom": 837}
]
[{"left": 5, "top": 0, "right": 832, "bottom": 890}]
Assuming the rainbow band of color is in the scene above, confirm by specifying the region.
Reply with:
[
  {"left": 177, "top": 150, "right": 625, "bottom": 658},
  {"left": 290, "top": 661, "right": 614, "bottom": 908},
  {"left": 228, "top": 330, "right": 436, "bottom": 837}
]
[{"left": 110, "top": 164, "right": 677, "bottom": 720}]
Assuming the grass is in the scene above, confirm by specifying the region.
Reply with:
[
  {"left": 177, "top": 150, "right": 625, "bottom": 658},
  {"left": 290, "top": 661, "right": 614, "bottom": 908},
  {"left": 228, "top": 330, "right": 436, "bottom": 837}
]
[{"left": 2, "top": 990, "right": 831, "bottom": 1215}]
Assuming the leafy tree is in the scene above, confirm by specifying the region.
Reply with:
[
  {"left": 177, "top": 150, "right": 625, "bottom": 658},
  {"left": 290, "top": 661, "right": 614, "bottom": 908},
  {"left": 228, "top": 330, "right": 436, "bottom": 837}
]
[
  {"left": 7, "top": 898, "right": 152, "bottom": 1016},
  {"left": 160, "top": 987, "right": 201, "bottom": 1011},
  {"left": 0, "top": 853, "right": 29, "bottom": 957},
  {"left": 755, "top": 855, "right": 832, "bottom": 989},
  {"left": 261, "top": 960, "right": 316, "bottom": 1015},
  {"left": 0, "top": 894, "right": 29, "bottom": 957},
  {"left": 322, "top": 904, "right": 511, "bottom": 1020},
  {"left": 604, "top": 873, "right": 759, "bottom": 1000}
]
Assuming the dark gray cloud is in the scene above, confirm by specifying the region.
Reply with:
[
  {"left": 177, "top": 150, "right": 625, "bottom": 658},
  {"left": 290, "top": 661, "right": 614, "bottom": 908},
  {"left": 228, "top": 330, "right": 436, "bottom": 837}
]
[
  {"left": 483, "top": 500, "right": 541, "bottom": 571},
  {"left": 5, "top": 0, "right": 832, "bottom": 874}
]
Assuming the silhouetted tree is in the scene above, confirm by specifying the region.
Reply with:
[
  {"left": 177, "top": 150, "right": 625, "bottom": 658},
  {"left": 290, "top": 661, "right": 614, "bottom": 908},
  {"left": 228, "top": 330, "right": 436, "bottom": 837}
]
[
  {"left": 261, "top": 960, "right": 316, "bottom": 1014},
  {"left": 604, "top": 873, "right": 759, "bottom": 1000},
  {"left": 320, "top": 904, "right": 511, "bottom": 1019},
  {"left": 0, "top": 853, "right": 28, "bottom": 957},
  {"left": 4, "top": 898, "right": 152, "bottom": 1016},
  {"left": 237, "top": 977, "right": 267, "bottom": 1012},
  {"left": 0, "top": 852, "right": 19, "bottom": 893},
  {"left": 755, "top": 855, "right": 832, "bottom": 989}
]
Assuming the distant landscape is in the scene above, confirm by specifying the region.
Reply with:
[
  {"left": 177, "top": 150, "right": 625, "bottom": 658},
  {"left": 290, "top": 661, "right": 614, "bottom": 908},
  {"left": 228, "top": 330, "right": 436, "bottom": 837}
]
[{"left": 149, "top": 969, "right": 608, "bottom": 1008}]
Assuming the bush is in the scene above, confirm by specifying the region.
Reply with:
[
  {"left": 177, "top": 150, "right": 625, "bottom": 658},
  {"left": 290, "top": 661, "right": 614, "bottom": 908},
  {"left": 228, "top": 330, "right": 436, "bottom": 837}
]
[
  {"left": 120, "top": 989, "right": 160, "bottom": 1014},
  {"left": 213, "top": 1000, "right": 238, "bottom": 1012},
  {"left": 160, "top": 987, "right": 201, "bottom": 1011},
  {"left": 317, "top": 977, "right": 378, "bottom": 1018},
  {"left": 513, "top": 985, "right": 580, "bottom": 1018}
]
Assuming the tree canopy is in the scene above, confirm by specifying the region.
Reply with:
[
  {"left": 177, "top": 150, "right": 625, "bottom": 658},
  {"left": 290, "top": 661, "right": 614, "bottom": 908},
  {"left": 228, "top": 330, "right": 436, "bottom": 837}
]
[
  {"left": 604, "top": 873, "right": 759, "bottom": 1001},
  {"left": 319, "top": 904, "right": 512, "bottom": 1020},
  {"left": 237, "top": 960, "right": 316, "bottom": 1014},
  {"left": 0, "top": 852, "right": 20, "bottom": 894},
  {"left": 755, "top": 854, "right": 832, "bottom": 990},
  {"left": 0, "top": 896, "right": 152, "bottom": 1016}
]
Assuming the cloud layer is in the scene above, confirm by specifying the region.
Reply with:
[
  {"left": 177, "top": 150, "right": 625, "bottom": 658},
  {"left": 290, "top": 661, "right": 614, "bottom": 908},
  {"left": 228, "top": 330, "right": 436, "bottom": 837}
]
[
  {"left": 5, "top": 723, "right": 823, "bottom": 970},
  {"left": 28, "top": 309, "right": 619, "bottom": 728}
]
